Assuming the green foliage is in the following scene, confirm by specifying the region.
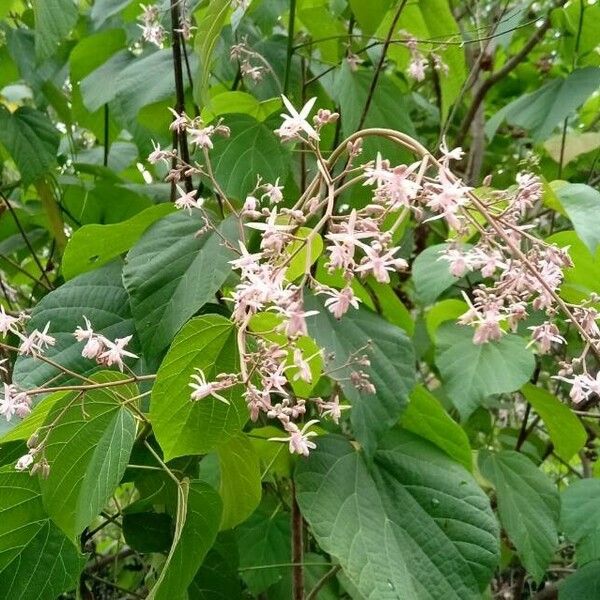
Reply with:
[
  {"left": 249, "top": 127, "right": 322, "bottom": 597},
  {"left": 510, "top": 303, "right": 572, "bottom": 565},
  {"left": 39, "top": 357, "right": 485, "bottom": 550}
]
[
  {"left": 122, "top": 212, "right": 238, "bottom": 356},
  {"left": 305, "top": 293, "right": 415, "bottom": 456},
  {"left": 435, "top": 324, "right": 536, "bottom": 419},
  {"left": 150, "top": 315, "right": 247, "bottom": 461},
  {"left": 479, "top": 450, "right": 560, "bottom": 582},
  {"left": 0, "top": 469, "right": 84, "bottom": 600},
  {"left": 0, "top": 0, "right": 599, "bottom": 596},
  {"left": 296, "top": 432, "right": 499, "bottom": 599}
]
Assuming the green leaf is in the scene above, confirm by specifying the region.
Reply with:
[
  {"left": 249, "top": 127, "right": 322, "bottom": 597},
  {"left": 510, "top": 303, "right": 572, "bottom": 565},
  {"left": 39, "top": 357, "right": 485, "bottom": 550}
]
[
  {"left": 425, "top": 298, "right": 468, "bottom": 339},
  {"left": 123, "top": 512, "right": 173, "bottom": 553},
  {"left": 236, "top": 499, "right": 291, "bottom": 595},
  {"left": 90, "top": 0, "right": 133, "bottom": 26},
  {"left": 296, "top": 432, "right": 499, "bottom": 599},
  {"left": 559, "top": 561, "right": 600, "bottom": 599},
  {"left": 194, "top": 0, "right": 231, "bottom": 105},
  {"left": 435, "top": 324, "right": 536, "bottom": 419},
  {"left": 0, "top": 106, "right": 60, "bottom": 186},
  {"left": 544, "top": 132, "right": 600, "bottom": 165},
  {"left": 80, "top": 50, "right": 134, "bottom": 112},
  {"left": 417, "top": 0, "right": 467, "bottom": 120},
  {"left": 0, "top": 470, "right": 84, "bottom": 600},
  {"left": 210, "top": 114, "right": 290, "bottom": 201},
  {"left": 413, "top": 243, "right": 470, "bottom": 305},
  {"left": 123, "top": 212, "right": 238, "bottom": 356},
  {"left": 150, "top": 315, "right": 248, "bottom": 461},
  {"left": 548, "top": 231, "right": 600, "bottom": 303},
  {"left": 70, "top": 28, "right": 127, "bottom": 82},
  {"left": 486, "top": 67, "right": 600, "bottom": 141},
  {"left": 479, "top": 450, "right": 559, "bottom": 582},
  {"left": 150, "top": 480, "right": 222, "bottom": 600},
  {"left": 284, "top": 227, "right": 323, "bottom": 282},
  {"left": 304, "top": 294, "right": 415, "bottom": 456},
  {"left": 32, "top": 0, "right": 78, "bottom": 60},
  {"left": 335, "top": 63, "right": 416, "bottom": 165},
  {"left": 349, "top": 0, "right": 392, "bottom": 35},
  {"left": 63, "top": 203, "right": 174, "bottom": 280},
  {"left": 556, "top": 184, "right": 600, "bottom": 254},
  {"left": 402, "top": 384, "right": 472, "bottom": 471},
  {"left": 561, "top": 479, "right": 600, "bottom": 565},
  {"left": 188, "top": 536, "right": 243, "bottom": 599},
  {"left": 39, "top": 372, "right": 137, "bottom": 538},
  {"left": 521, "top": 383, "right": 586, "bottom": 462},
  {"left": 217, "top": 434, "right": 262, "bottom": 530},
  {"left": 12, "top": 261, "right": 137, "bottom": 392},
  {"left": 0, "top": 392, "right": 67, "bottom": 444}
]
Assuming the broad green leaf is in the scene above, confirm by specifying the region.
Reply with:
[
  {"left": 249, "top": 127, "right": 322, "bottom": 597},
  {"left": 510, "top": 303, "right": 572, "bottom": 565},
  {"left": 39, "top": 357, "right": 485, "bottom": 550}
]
[
  {"left": 350, "top": 0, "right": 392, "bottom": 35},
  {"left": 417, "top": 0, "right": 467, "bottom": 120},
  {"left": 188, "top": 540, "right": 244, "bottom": 599},
  {"left": 80, "top": 50, "right": 134, "bottom": 112},
  {"left": 32, "top": 0, "right": 78, "bottom": 60},
  {"left": 366, "top": 278, "right": 415, "bottom": 335},
  {"left": 63, "top": 203, "right": 174, "bottom": 280},
  {"left": 150, "top": 315, "right": 248, "bottom": 461},
  {"left": 194, "top": 0, "right": 231, "bottom": 105},
  {"left": 413, "top": 243, "right": 471, "bottom": 305},
  {"left": 217, "top": 434, "right": 262, "bottom": 530},
  {"left": 210, "top": 114, "right": 290, "bottom": 201},
  {"left": 201, "top": 91, "right": 279, "bottom": 122},
  {"left": 548, "top": 231, "right": 600, "bottom": 303},
  {"left": 561, "top": 479, "right": 600, "bottom": 565},
  {"left": 39, "top": 372, "right": 138, "bottom": 538},
  {"left": 114, "top": 49, "right": 197, "bottom": 120},
  {"left": 298, "top": 3, "right": 345, "bottom": 63},
  {"left": 284, "top": 227, "right": 323, "bottom": 282},
  {"left": 544, "top": 132, "right": 600, "bottom": 165},
  {"left": 0, "top": 391, "right": 68, "bottom": 444},
  {"left": 13, "top": 261, "right": 137, "bottom": 392},
  {"left": 70, "top": 28, "right": 126, "bottom": 82},
  {"left": 90, "top": 0, "right": 133, "bottom": 26},
  {"left": 305, "top": 294, "right": 415, "bottom": 456},
  {"left": 123, "top": 212, "right": 238, "bottom": 356},
  {"left": 486, "top": 67, "right": 600, "bottom": 141},
  {"left": 123, "top": 512, "right": 173, "bottom": 553},
  {"left": 521, "top": 383, "right": 586, "bottom": 462},
  {"left": 559, "top": 561, "right": 600, "bottom": 599},
  {"left": 402, "top": 385, "right": 472, "bottom": 471},
  {"left": 236, "top": 499, "right": 291, "bottom": 595},
  {"left": 425, "top": 298, "right": 468, "bottom": 339},
  {"left": 479, "top": 450, "right": 559, "bottom": 582},
  {"left": 335, "top": 63, "right": 416, "bottom": 165},
  {"left": 150, "top": 480, "right": 222, "bottom": 600},
  {"left": 556, "top": 184, "right": 600, "bottom": 254},
  {"left": 0, "top": 470, "right": 84, "bottom": 600},
  {"left": 296, "top": 432, "right": 499, "bottom": 599},
  {"left": 435, "top": 324, "right": 536, "bottom": 419},
  {"left": 0, "top": 106, "right": 60, "bottom": 186}
]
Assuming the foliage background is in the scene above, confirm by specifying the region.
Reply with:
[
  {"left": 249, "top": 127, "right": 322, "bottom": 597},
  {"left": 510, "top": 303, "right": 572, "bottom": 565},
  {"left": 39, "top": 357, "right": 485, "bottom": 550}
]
[{"left": 0, "top": 0, "right": 599, "bottom": 599}]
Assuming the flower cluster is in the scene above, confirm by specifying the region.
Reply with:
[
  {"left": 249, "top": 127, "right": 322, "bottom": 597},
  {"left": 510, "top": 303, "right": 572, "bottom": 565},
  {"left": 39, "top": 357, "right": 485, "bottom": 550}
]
[
  {"left": 73, "top": 317, "right": 138, "bottom": 372},
  {"left": 143, "top": 93, "right": 599, "bottom": 453}
]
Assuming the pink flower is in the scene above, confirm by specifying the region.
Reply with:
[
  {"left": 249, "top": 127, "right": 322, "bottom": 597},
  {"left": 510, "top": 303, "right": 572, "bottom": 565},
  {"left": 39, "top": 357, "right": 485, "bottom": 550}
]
[
  {"left": 175, "top": 185, "right": 200, "bottom": 213},
  {"left": 527, "top": 323, "right": 565, "bottom": 354},
  {"left": 263, "top": 179, "right": 284, "bottom": 204},
  {"left": 355, "top": 245, "right": 407, "bottom": 283},
  {"left": 189, "top": 368, "right": 229, "bottom": 404},
  {"left": 189, "top": 126, "right": 215, "bottom": 149},
  {"left": 99, "top": 335, "right": 138, "bottom": 371},
  {"left": 82, "top": 336, "right": 105, "bottom": 360},
  {"left": 269, "top": 420, "right": 320, "bottom": 456},
  {"left": 274, "top": 96, "right": 320, "bottom": 142},
  {"left": 292, "top": 348, "right": 312, "bottom": 383},
  {"left": 0, "top": 306, "right": 18, "bottom": 335},
  {"left": 320, "top": 286, "right": 360, "bottom": 319},
  {"left": 74, "top": 316, "right": 94, "bottom": 342},
  {"left": 15, "top": 452, "right": 34, "bottom": 471}
]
